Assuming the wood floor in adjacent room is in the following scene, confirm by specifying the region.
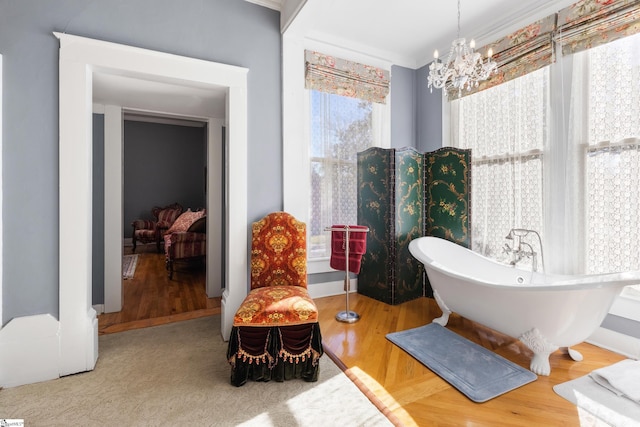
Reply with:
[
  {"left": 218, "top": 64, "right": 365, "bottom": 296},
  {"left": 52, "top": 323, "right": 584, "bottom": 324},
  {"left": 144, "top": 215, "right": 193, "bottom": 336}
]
[
  {"left": 98, "top": 245, "right": 221, "bottom": 335},
  {"left": 100, "top": 254, "right": 625, "bottom": 426}
]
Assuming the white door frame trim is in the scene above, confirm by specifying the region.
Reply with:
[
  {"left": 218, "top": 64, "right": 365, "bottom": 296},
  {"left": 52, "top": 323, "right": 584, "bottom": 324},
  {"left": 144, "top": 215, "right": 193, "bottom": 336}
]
[
  {"left": 0, "top": 54, "right": 3, "bottom": 328},
  {"left": 54, "top": 33, "right": 247, "bottom": 378},
  {"left": 103, "top": 104, "right": 123, "bottom": 314}
]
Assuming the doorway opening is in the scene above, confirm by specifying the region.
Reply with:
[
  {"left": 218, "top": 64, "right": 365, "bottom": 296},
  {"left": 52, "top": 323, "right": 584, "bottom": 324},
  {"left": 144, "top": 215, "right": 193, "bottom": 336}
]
[
  {"left": 97, "top": 112, "right": 220, "bottom": 334},
  {"left": 57, "top": 32, "right": 249, "bottom": 377}
]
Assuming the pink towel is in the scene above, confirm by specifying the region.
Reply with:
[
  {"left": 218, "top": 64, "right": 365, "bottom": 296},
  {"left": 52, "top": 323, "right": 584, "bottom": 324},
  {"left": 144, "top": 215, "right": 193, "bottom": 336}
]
[{"left": 329, "top": 225, "right": 368, "bottom": 274}]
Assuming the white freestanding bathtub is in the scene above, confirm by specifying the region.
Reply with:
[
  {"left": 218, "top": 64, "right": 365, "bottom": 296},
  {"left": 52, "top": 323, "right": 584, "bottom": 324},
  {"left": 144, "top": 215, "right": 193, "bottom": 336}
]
[{"left": 408, "top": 236, "right": 640, "bottom": 375}]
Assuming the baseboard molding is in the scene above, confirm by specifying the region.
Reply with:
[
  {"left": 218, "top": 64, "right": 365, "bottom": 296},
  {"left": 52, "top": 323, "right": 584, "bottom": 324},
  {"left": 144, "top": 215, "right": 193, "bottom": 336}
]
[
  {"left": 0, "top": 314, "right": 60, "bottom": 388},
  {"left": 93, "top": 304, "right": 105, "bottom": 315},
  {"left": 221, "top": 289, "right": 232, "bottom": 341},
  {"left": 0, "top": 309, "right": 99, "bottom": 388},
  {"left": 308, "top": 279, "right": 358, "bottom": 299},
  {"left": 587, "top": 326, "right": 640, "bottom": 360}
]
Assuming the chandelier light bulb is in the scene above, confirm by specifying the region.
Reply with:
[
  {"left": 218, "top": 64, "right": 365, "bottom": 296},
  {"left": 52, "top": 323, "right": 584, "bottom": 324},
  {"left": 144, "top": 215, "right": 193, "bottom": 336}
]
[{"left": 427, "top": 1, "right": 497, "bottom": 97}]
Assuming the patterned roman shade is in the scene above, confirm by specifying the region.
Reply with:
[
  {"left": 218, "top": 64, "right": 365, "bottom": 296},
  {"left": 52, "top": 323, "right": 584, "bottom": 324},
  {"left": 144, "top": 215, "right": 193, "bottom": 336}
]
[
  {"left": 451, "top": 1, "right": 640, "bottom": 98},
  {"left": 452, "top": 14, "right": 557, "bottom": 99},
  {"left": 304, "top": 50, "right": 390, "bottom": 104},
  {"left": 556, "top": 0, "right": 640, "bottom": 55}
]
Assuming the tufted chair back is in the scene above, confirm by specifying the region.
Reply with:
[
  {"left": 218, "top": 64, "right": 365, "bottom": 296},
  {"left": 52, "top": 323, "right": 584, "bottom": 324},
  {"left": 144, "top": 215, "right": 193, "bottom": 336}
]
[
  {"left": 250, "top": 211, "right": 307, "bottom": 290},
  {"left": 153, "top": 203, "right": 184, "bottom": 229}
]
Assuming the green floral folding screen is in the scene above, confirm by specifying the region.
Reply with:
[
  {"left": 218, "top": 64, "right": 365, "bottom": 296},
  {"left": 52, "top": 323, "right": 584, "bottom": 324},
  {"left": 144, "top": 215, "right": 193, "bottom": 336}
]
[
  {"left": 425, "top": 148, "right": 471, "bottom": 248},
  {"left": 356, "top": 147, "right": 425, "bottom": 305},
  {"left": 357, "top": 147, "right": 471, "bottom": 305}
]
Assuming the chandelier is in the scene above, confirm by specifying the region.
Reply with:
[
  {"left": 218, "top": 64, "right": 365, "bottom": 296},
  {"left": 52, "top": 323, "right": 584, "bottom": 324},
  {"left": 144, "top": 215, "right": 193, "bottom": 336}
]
[{"left": 427, "top": 0, "right": 497, "bottom": 97}]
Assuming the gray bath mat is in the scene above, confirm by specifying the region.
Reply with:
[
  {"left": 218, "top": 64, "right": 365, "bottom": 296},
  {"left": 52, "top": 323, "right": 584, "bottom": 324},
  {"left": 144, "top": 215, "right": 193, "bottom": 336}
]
[{"left": 386, "top": 323, "right": 537, "bottom": 402}]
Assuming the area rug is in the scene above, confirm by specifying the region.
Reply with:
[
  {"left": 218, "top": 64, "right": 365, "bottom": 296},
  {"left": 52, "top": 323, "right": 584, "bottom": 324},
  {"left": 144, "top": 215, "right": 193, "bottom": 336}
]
[
  {"left": 122, "top": 254, "right": 138, "bottom": 279},
  {"left": 0, "top": 316, "right": 392, "bottom": 426},
  {"left": 386, "top": 323, "right": 537, "bottom": 403},
  {"left": 554, "top": 369, "right": 640, "bottom": 426}
]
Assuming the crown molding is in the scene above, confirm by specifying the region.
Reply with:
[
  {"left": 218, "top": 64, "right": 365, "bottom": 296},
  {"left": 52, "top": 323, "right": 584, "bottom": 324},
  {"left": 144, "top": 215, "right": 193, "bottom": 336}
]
[{"left": 245, "top": 0, "right": 282, "bottom": 11}]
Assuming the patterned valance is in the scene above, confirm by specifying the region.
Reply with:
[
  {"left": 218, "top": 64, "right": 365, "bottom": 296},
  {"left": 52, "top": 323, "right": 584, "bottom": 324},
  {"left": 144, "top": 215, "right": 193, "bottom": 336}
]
[
  {"left": 450, "top": 1, "right": 640, "bottom": 99},
  {"left": 304, "top": 50, "right": 390, "bottom": 104},
  {"left": 451, "top": 14, "right": 557, "bottom": 99},
  {"left": 556, "top": 0, "right": 640, "bottom": 56}
]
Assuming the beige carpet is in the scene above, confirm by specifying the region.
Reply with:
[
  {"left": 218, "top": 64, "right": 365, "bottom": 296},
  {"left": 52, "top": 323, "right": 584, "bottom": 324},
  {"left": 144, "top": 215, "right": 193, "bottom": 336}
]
[{"left": 0, "top": 316, "right": 392, "bottom": 427}]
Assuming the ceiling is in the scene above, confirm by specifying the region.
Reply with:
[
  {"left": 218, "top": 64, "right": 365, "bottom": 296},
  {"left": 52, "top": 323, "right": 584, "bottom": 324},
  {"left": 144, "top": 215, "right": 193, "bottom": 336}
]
[
  {"left": 278, "top": 0, "right": 577, "bottom": 69},
  {"left": 93, "top": 72, "right": 226, "bottom": 121},
  {"left": 93, "top": 0, "right": 579, "bottom": 119}
]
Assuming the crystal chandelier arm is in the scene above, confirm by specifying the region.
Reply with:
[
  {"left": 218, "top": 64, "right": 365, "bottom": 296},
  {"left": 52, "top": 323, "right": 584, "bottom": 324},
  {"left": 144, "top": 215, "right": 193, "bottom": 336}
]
[{"left": 427, "top": 0, "right": 497, "bottom": 96}]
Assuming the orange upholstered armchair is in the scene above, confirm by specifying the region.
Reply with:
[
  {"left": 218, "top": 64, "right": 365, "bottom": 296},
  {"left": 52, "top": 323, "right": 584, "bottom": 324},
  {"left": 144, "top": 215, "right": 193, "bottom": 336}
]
[
  {"left": 131, "top": 203, "right": 183, "bottom": 253},
  {"left": 226, "top": 212, "right": 323, "bottom": 386}
]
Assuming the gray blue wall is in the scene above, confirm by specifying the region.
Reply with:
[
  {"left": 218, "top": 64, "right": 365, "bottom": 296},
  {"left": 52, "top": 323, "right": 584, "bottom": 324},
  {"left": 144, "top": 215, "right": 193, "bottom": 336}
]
[
  {"left": 390, "top": 65, "right": 417, "bottom": 148},
  {"left": 92, "top": 114, "right": 106, "bottom": 310},
  {"left": 0, "top": 0, "right": 441, "bottom": 325},
  {"left": 416, "top": 64, "right": 443, "bottom": 152},
  {"left": 0, "top": 0, "right": 282, "bottom": 325},
  {"left": 123, "top": 120, "right": 207, "bottom": 236}
]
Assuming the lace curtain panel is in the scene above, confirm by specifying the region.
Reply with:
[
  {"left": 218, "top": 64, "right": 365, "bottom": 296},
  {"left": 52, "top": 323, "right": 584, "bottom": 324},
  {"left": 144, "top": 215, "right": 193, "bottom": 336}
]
[
  {"left": 451, "top": 12, "right": 640, "bottom": 304},
  {"left": 580, "top": 33, "right": 640, "bottom": 284},
  {"left": 452, "top": 67, "right": 548, "bottom": 264},
  {"left": 308, "top": 91, "right": 377, "bottom": 259}
]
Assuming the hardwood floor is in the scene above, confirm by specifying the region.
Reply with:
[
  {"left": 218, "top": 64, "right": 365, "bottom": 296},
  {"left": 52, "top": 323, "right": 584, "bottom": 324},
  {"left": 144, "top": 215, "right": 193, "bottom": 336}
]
[
  {"left": 316, "top": 293, "right": 625, "bottom": 427},
  {"left": 100, "top": 255, "right": 626, "bottom": 426},
  {"left": 98, "top": 245, "right": 221, "bottom": 335}
]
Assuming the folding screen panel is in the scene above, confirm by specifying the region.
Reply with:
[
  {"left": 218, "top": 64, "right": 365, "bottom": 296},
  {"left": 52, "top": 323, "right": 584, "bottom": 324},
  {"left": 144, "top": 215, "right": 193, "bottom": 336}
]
[{"left": 356, "top": 147, "right": 471, "bottom": 305}]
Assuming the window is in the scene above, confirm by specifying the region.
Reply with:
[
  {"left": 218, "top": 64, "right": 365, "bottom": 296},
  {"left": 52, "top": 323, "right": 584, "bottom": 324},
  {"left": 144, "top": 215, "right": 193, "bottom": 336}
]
[
  {"left": 308, "top": 90, "right": 383, "bottom": 259},
  {"left": 282, "top": 42, "right": 390, "bottom": 273},
  {"left": 582, "top": 32, "right": 640, "bottom": 298},
  {"left": 452, "top": 67, "right": 549, "bottom": 267},
  {"left": 451, "top": 31, "right": 640, "bottom": 302}
]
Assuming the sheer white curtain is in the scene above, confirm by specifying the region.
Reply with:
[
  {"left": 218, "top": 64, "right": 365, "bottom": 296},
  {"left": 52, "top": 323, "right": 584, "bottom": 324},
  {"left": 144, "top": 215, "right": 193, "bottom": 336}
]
[
  {"left": 451, "top": 68, "right": 548, "bottom": 267},
  {"left": 308, "top": 91, "right": 384, "bottom": 259},
  {"left": 570, "top": 32, "right": 640, "bottom": 296},
  {"left": 450, "top": 31, "right": 640, "bottom": 284}
]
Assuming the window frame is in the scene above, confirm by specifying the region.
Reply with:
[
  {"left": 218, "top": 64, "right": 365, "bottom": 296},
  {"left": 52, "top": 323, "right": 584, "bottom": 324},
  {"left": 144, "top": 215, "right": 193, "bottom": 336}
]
[
  {"left": 450, "top": 66, "right": 549, "bottom": 265},
  {"left": 282, "top": 36, "right": 390, "bottom": 274},
  {"left": 579, "top": 34, "right": 640, "bottom": 306},
  {"left": 442, "top": 34, "right": 640, "bottom": 329}
]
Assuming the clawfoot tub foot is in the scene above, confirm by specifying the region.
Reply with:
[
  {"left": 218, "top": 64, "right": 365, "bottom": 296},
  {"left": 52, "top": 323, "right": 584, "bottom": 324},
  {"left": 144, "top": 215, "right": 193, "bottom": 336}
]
[
  {"left": 432, "top": 290, "right": 451, "bottom": 326},
  {"left": 563, "top": 347, "right": 584, "bottom": 362},
  {"left": 518, "top": 328, "right": 559, "bottom": 376},
  {"left": 530, "top": 353, "right": 552, "bottom": 376}
]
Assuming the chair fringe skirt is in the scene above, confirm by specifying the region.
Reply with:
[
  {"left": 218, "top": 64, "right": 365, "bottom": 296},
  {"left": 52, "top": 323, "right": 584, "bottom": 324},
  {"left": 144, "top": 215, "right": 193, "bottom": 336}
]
[{"left": 227, "top": 323, "right": 323, "bottom": 387}]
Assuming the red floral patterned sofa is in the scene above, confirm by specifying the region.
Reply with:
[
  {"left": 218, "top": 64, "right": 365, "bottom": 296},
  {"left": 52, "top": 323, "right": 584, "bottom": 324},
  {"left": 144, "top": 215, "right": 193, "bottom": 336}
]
[
  {"left": 163, "top": 209, "right": 206, "bottom": 279},
  {"left": 131, "top": 203, "right": 183, "bottom": 253},
  {"left": 226, "top": 211, "right": 323, "bottom": 386}
]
